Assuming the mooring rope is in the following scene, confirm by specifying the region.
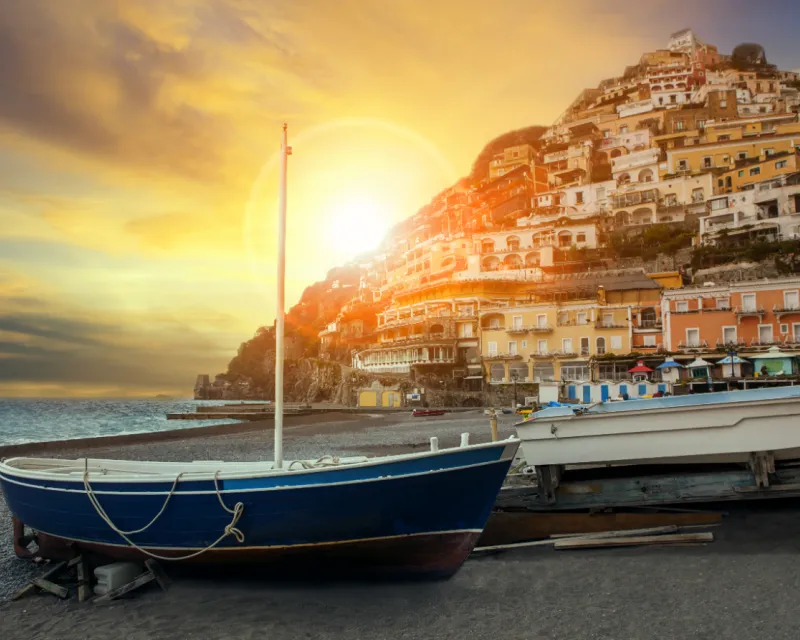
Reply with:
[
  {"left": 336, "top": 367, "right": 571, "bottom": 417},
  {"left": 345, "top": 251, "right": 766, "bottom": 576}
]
[
  {"left": 287, "top": 455, "right": 341, "bottom": 470},
  {"left": 83, "top": 464, "right": 245, "bottom": 561}
]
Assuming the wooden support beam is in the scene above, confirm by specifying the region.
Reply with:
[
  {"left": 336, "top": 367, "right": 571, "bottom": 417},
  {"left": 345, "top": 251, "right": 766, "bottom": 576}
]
[
  {"left": 144, "top": 559, "right": 171, "bottom": 592},
  {"left": 94, "top": 571, "right": 155, "bottom": 604},
  {"left": 554, "top": 531, "right": 714, "bottom": 550},
  {"left": 76, "top": 556, "right": 91, "bottom": 602},
  {"left": 30, "top": 578, "right": 69, "bottom": 599},
  {"left": 11, "top": 560, "right": 68, "bottom": 601}
]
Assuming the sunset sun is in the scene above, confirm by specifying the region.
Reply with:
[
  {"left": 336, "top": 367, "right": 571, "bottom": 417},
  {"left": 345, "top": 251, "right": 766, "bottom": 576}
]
[{"left": 327, "top": 195, "right": 389, "bottom": 254}]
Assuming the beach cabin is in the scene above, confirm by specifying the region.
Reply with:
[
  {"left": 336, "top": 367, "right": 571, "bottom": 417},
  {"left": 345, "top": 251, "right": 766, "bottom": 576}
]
[
  {"left": 751, "top": 347, "right": 798, "bottom": 376},
  {"left": 656, "top": 358, "right": 684, "bottom": 383},
  {"left": 628, "top": 361, "right": 653, "bottom": 383},
  {"left": 715, "top": 355, "right": 750, "bottom": 378},
  {"left": 687, "top": 357, "right": 713, "bottom": 380}
]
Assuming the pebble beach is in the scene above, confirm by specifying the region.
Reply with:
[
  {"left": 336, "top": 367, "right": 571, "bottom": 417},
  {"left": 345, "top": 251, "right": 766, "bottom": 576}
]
[{"left": 3, "top": 411, "right": 800, "bottom": 640}]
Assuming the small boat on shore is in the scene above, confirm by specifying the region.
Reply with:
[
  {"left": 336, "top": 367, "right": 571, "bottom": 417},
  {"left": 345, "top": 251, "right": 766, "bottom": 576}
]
[
  {"left": 515, "top": 385, "right": 800, "bottom": 468},
  {"left": 0, "top": 438, "right": 518, "bottom": 579},
  {"left": 0, "top": 125, "right": 518, "bottom": 581},
  {"left": 411, "top": 408, "right": 447, "bottom": 417}
]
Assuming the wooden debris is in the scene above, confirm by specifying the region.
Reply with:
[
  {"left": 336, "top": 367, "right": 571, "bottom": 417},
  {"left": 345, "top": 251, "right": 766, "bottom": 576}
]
[
  {"left": 145, "top": 559, "right": 171, "bottom": 592},
  {"left": 94, "top": 560, "right": 170, "bottom": 603},
  {"left": 94, "top": 571, "right": 155, "bottom": 604},
  {"left": 30, "top": 578, "right": 69, "bottom": 599},
  {"left": 478, "top": 510, "right": 723, "bottom": 547},
  {"left": 11, "top": 559, "right": 69, "bottom": 601},
  {"left": 553, "top": 531, "right": 714, "bottom": 550},
  {"left": 76, "top": 556, "right": 92, "bottom": 602}
]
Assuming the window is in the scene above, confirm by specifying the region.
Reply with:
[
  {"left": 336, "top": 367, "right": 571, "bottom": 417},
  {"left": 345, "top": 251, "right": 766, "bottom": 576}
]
[
  {"left": 719, "top": 135, "right": 731, "bottom": 141},
  {"left": 610, "top": 336, "right": 623, "bottom": 350},
  {"left": 508, "top": 341, "right": 518, "bottom": 356},
  {"left": 776, "top": 160, "right": 788, "bottom": 169},
  {"left": 489, "top": 318, "right": 500, "bottom": 329},
  {"left": 577, "top": 312, "right": 588, "bottom": 326},
  {"left": 580, "top": 337, "right": 590, "bottom": 356},
  {"left": 765, "top": 148, "right": 775, "bottom": 157},
  {"left": 575, "top": 191, "right": 584, "bottom": 204},
  {"left": 512, "top": 151, "right": 519, "bottom": 158},
  {"left": 722, "top": 326, "right": 737, "bottom": 345},
  {"left": 461, "top": 323, "right": 473, "bottom": 338},
  {"left": 750, "top": 167, "right": 761, "bottom": 176},
  {"left": 794, "top": 323, "right": 800, "bottom": 342},
  {"left": 780, "top": 325, "right": 788, "bottom": 336},
  {"left": 676, "top": 301, "right": 689, "bottom": 312},
  {"left": 737, "top": 152, "right": 748, "bottom": 160},
  {"left": 785, "top": 291, "right": 799, "bottom": 310},
  {"left": 697, "top": 119, "right": 706, "bottom": 129},
  {"left": 536, "top": 313, "right": 547, "bottom": 327},
  {"left": 738, "top": 170, "right": 744, "bottom": 177},
  {"left": 686, "top": 328, "right": 700, "bottom": 347},
  {"left": 598, "top": 362, "right": 629, "bottom": 380},
  {"left": 487, "top": 341, "right": 498, "bottom": 356},
  {"left": 602, "top": 312, "right": 614, "bottom": 326},
  {"left": 741, "top": 293, "right": 757, "bottom": 311},
  {"left": 562, "top": 338, "right": 573, "bottom": 354},
  {"left": 521, "top": 340, "right": 527, "bottom": 348},
  {"left": 643, "top": 335, "right": 656, "bottom": 347},
  {"left": 620, "top": 125, "right": 629, "bottom": 134},
  {"left": 710, "top": 198, "right": 729, "bottom": 211},
  {"left": 537, "top": 339, "right": 548, "bottom": 354},
  {"left": 692, "top": 188, "right": 704, "bottom": 203},
  {"left": 720, "top": 100, "right": 727, "bottom": 108},
  {"left": 716, "top": 297, "right": 730, "bottom": 310},
  {"left": 678, "top": 160, "right": 689, "bottom": 171},
  {"left": 512, "top": 315, "right": 523, "bottom": 329},
  {"left": 561, "top": 362, "right": 590, "bottom": 381},
  {"left": 576, "top": 233, "right": 586, "bottom": 243},
  {"left": 675, "top": 120, "right": 685, "bottom": 131},
  {"left": 703, "top": 157, "right": 712, "bottom": 169},
  {"left": 596, "top": 337, "right": 606, "bottom": 355},
  {"left": 670, "top": 95, "right": 677, "bottom": 104},
  {"left": 665, "top": 193, "right": 678, "bottom": 207},
  {"left": 557, "top": 311, "right": 569, "bottom": 325},
  {"left": 758, "top": 324, "right": 774, "bottom": 344}
]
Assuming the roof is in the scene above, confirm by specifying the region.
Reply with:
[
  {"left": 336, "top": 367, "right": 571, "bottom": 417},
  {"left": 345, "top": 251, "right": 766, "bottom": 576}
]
[
  {"left": 688, "top": 357, "right": 713, "bottom": 368},
  {"left": 751, "top": 346, "right": 795, "bottom": 360},
  {"left": 528, "top": 269, "right": 661, "bottom": 296},
  {"left": 628, "top": 361, "right": 654, "bottom": 373},
  {"left": 717, "top": 355, "right": 749, "bottom": 364},
  {"left": 657, "top": 359, "right": 684, "bottom": 369}
]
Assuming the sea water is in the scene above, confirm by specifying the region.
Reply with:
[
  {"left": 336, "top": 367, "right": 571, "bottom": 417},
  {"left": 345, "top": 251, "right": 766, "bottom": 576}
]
[{"left": 0, "top": 398, "right": 260, "bottom": 446}]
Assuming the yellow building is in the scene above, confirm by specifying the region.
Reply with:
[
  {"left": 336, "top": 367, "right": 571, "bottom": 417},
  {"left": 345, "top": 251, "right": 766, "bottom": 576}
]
[
  {"left": 666, "top": 133, "right": 800, "bottom": 175},
  {"left": 713, "top": 150, "right": 800, "bottom": 193},
  {"left": 479, "top": 300, "right": 631, "bottom": 384},
  {"left": 489, "top": 144, "right": 537, "bottom": 179}
]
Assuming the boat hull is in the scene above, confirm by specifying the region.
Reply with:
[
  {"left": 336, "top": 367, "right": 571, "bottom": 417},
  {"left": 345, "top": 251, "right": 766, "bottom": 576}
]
[
  {"left": 515, "top": 387, "right": 800, "bottom": 468},
  {"left": 1, "top": 441, "right": 518, "bottom": 580}
]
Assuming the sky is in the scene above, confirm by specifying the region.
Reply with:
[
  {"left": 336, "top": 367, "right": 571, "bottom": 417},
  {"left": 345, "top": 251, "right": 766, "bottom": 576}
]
[{"left": 1, "top": 0, "right": 799, "bottom": 398}]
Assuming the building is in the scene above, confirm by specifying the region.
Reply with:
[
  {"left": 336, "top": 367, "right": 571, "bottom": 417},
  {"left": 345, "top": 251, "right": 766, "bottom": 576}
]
[
  {"left": 489, "top": 144, "right": 539, "bottom": 179},
  {"left": 712, "top": 150, "right": 800, "bottom": 193},
  {"left": 662, "top": 277, "right": 800, "bottom": 353}
]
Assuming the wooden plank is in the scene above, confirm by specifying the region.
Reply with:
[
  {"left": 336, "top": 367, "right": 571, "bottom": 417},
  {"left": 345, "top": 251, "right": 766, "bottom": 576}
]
[
  {"left": 31, "top": 578, "right": 69, "bottom": 599},
  {"left": 478, "top": 510, "right": 722, "bottom": 547},
  {"left": 144, "top": 559, "right": 171, "bottom": 592},
  {"left": 734, "top": 483, "right": 800, "bottom": 494},
  {"left": 76, "top": 556, "right": 91, "bottom": 602},
  {"left": 554, "top": 532, "right": 714, "bottom": 550},
  {"left": 11, "top": 560, "right": 69, "bottom": 601},
  {"left": 550, "top": 525, "right": 678, "bottom": 539},
  {"left": 94, "top": 571, "right": 154, "bottom": 604}
]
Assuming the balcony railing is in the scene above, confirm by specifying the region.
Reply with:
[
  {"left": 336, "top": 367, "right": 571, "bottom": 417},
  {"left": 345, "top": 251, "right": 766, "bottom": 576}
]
[
  {"left": 773, "top": 304, "right": 800, "bottom": 318},
  {"left": 595, "top": 321, "right": 628, "bottom": 329},
  {"left": 556, "top": 320, "right": 592, "bottom": 327},
  {"left": 485, "top": 352, "right": 523, "bottom": 360},
  {"left": 734, "top": 306, "right": 766, "bottom": 317},
  {"left": 715, "top": 339, "right": 746, "bottom": 349},
  {"left": 506, "top": 326, "right": 529, "bottom": 334},
  {"left": 749, "top": 338, "right": 784, "bottom": 347},
  {"left": 677, "top": 340, "right": 709, "bottom": 350},
  {"left": 530, "top": 324, "right": 554, "bottom": 333},
  {"left": 671, "top": 307, "right": 699, "bottom": 314}
]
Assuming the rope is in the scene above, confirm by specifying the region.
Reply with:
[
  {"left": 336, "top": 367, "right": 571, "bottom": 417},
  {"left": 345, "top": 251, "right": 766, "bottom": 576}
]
[
  {"left": 83, "top": 465, "right": 245, "bottom": 561},
  {"left": 287, "top": 455, "right": 341, "bottom": 470}
]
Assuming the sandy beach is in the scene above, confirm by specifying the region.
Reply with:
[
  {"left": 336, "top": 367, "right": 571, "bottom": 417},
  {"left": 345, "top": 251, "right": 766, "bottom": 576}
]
[{"left": 3, "top": 411, "right": 800, "bottom": 639}]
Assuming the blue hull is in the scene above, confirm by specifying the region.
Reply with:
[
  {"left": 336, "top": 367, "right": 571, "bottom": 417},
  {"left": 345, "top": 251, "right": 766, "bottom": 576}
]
[{"left": 1, "top": 441, "right": 518, "bottom": 579}]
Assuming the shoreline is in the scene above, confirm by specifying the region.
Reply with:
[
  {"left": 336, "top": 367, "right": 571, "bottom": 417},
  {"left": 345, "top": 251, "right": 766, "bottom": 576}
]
[{"left": 0, "top": 411, "right": 375, "bottom": 459}]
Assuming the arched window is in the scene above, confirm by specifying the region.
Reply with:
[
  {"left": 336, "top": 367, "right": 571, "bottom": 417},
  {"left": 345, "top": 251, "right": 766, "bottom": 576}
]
[
  {"left": 481, "top": 239, "right": 495, "bottom": 253},
  {"left": 638, "top": 168, "right": 654, "bottom": 183},
  {"left": 506, "top": 235, "right": 520, "bottom": 251},
  {"left": 618, "top": 173, "right": 631, "bottom": 186},
  {"left": 596, "top": 337, "right": 606, "bottom": 355}
]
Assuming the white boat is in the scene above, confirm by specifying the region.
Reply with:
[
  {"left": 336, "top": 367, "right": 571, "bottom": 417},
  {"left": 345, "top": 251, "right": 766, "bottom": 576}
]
[{"left": 515, "top": 385, "right": 800, "bottom": 468}]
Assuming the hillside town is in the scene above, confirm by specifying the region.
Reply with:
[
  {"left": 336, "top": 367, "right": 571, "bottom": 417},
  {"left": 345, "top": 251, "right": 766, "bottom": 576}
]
[{"left": 205, "top": 29, "right": 800, "bottom": 407}]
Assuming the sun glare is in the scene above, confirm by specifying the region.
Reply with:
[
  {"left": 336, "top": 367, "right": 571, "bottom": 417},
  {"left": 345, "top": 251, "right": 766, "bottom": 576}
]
[{"left": 327, "top": 195, "right": 389, "bottom": 255}]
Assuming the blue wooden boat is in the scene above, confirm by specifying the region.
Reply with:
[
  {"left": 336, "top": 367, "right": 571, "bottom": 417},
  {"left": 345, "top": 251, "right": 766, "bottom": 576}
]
[{"left": 0, "top": 438, "right": 518, "bottom": 579}]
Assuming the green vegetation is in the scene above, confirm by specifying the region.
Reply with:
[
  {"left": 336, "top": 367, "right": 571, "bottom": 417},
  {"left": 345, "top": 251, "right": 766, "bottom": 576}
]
[
  {"left": 691, "top": 239, "right": 800, "bottom": 270},
  {"left": 610, "top": 224, "right": 695, "bottom": 258}
]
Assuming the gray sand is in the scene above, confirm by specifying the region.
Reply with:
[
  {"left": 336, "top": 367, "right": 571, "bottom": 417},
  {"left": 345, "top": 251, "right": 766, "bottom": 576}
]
[{"left": 3, "top": 412, "right": 800, "bottom": 639}]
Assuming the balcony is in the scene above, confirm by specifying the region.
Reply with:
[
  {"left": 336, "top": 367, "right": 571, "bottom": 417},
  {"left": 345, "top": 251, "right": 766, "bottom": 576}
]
[
  {"left": 677, "top": 340, "right": 709, "bottom": 350},
  {"left": 557, "top": 320, "right": 592, "bottom": 327},
  {"left": 484, "top": 352, "right": 523, "bottom": 360},
  {"left": 715, "top": 339, "right": 747, "bottom": 349},
  {"left": 595, "top": 320, "right": 628, "bottom": 329},
  {"left": 506, "top": 326, "right": 529, "bottom": 334},
  {"left": 530, "top": 324, "right": 554, "bottom": 333},
  {"left": 773, "top": 304, "right": 800, "bottom": 321},
  {"left": 734, "top": 306, "right": 766, "bottom": 321},
  {"left": 749, "top": 338, "right": 784, "bottom": 348}
]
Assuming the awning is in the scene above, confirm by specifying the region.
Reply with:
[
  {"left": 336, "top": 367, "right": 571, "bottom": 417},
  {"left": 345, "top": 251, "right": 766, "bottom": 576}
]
[
  {"left": 751, "top": 346, "right": 793, "bottom": 360},
  {"left": 656, "top": 359, "right": 684, "bottom": 369},
  {"left": 628, "top": 360, "right": 653, "bottom": 373},
  {"left": 717, "top": 355, "right": 749, "bottom": 365}
]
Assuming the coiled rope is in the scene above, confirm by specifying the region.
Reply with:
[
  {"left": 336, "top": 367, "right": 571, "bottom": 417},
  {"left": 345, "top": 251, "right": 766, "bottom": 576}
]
[{"left": 83, "top": 463, "right": 245, "bottom": 562}]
